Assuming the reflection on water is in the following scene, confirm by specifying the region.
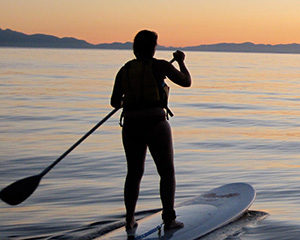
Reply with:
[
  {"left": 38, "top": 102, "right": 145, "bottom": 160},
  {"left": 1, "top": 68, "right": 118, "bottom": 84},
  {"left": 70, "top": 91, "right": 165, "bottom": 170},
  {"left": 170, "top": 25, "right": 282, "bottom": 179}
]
[{"left": 1, "top": 48, "right": 300, "bottom": 239}]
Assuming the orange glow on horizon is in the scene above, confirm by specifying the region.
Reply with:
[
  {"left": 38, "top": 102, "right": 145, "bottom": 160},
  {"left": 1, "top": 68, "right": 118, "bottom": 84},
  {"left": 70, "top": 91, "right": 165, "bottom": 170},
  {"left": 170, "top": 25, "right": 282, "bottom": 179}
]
[{"left": 1, "top": 0, "right": 300, "bottom": 47}]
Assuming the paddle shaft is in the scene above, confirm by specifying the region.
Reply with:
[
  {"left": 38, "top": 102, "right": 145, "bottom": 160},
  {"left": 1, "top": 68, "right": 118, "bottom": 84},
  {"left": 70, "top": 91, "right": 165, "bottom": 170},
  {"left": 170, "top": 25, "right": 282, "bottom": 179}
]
[
  {"left": 1, "top": 57, "right": 176, "bottom": 206},
  {"left": 40, "top": 108, "right": 119, "bottom": 177}
]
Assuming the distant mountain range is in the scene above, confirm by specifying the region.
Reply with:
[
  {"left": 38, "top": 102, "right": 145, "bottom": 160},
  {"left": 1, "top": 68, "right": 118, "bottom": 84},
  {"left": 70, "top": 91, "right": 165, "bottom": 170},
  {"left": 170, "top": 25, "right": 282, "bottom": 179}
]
[{"left": 1, "top": 28, "right": 300, "bottom": 54}]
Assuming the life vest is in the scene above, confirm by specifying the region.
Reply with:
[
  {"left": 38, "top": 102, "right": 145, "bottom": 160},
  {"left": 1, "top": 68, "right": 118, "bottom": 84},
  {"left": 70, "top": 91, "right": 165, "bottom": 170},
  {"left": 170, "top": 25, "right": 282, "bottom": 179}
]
[{"left": 121, "top": 59, "right": 173, "bottom": 118}]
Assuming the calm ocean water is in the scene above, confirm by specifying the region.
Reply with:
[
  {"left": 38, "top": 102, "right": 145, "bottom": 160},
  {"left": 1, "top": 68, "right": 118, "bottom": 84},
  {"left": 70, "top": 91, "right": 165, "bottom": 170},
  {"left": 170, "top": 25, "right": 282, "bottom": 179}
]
[{"left": 1, "top": 48, "right": 300, "bottom": 240}]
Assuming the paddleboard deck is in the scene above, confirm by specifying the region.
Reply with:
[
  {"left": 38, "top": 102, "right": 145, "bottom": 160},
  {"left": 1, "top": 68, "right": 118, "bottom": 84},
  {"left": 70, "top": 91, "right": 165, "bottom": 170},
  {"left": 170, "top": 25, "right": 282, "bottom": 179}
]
[{"left": 96, "top": 182, "right": 256, "bottom": 240}]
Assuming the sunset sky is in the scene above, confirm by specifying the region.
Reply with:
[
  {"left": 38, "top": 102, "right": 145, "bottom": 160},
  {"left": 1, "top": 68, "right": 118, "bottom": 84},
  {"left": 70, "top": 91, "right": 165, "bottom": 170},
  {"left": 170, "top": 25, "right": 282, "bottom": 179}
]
[{"left": 1, "top": 0, "right": 300, "bottom": 47}]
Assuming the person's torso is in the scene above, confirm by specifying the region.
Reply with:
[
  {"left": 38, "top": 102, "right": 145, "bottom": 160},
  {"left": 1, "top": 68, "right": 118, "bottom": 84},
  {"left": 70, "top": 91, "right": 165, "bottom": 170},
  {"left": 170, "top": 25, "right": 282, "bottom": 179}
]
[{"left": 121, "top": 58, "right": 165, "bottom": 110}]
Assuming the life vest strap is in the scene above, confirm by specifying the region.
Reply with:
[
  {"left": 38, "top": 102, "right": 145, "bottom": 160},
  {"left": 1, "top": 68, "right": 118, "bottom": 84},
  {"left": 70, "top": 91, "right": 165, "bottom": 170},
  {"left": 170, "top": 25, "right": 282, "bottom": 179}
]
[{"left": 166, "top": 107, "right": 174, "bottom": 120}]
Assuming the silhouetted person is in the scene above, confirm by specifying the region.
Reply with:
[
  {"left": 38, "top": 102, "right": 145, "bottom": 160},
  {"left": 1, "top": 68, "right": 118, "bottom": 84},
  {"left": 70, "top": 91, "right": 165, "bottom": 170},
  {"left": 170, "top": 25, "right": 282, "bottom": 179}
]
[{"left": 111, "top": 30, "right": 191, "bottom": 231}]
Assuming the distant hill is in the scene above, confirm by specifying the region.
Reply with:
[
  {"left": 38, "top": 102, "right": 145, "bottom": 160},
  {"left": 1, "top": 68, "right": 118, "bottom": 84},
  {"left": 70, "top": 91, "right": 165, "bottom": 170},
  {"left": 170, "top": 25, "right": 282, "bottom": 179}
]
[
  {"left": 1, "top": 28, "right": 300, "bottom": 54},
  {"left": 95, "top": 42, "right": 132, "bottom": 49},
  {"left": 184, "top": 42, "right": 300, "bottom": 54},
  {"left": 0, "top": 28, "right": 93, "bottom": 48},
  {"left": 0, "top": 28, "right": 132, "bottom": 49}
]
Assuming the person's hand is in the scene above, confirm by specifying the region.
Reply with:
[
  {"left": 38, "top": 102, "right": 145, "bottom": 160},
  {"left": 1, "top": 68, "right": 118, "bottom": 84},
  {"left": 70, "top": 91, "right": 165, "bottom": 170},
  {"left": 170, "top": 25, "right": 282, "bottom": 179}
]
[{"left": 173, "top": 50, "right": 185, "bottom": 63}]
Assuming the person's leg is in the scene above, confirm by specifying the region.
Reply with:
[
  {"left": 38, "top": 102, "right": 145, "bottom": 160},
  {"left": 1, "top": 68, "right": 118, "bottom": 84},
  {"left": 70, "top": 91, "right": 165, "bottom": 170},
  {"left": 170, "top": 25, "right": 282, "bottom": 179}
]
[
  {"left": 122, "top": 123, "right": 147, "bottom": 229},
  {"left": 148, "top": 120, "right": 183, "bottom": 229}
]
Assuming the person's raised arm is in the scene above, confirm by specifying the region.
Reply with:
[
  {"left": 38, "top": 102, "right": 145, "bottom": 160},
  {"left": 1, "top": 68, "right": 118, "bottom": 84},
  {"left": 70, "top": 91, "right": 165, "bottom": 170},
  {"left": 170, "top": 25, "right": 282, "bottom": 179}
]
[{"left": 165, "top": 50, "right": 191, "bottom": 87}]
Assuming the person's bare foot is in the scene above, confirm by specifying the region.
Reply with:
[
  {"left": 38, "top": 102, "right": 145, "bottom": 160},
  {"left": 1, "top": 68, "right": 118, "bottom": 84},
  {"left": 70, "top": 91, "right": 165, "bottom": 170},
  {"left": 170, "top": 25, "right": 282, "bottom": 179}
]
[{"left": 164, "top": 220, "right": 184, "bottom": 230}]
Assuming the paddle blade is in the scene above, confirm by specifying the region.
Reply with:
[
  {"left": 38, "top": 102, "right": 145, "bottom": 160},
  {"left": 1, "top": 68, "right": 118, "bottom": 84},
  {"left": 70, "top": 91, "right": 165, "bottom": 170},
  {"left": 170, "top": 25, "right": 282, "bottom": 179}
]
[{"left": 0, "top": 175, "right": 41, "bottom": 205}]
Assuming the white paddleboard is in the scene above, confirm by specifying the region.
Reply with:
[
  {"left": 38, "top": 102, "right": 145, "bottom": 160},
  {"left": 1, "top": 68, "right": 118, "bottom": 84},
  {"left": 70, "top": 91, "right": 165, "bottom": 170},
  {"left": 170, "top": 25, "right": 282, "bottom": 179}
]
[{"left": 96, "top": 182, "right": 256, "bottom": 240}]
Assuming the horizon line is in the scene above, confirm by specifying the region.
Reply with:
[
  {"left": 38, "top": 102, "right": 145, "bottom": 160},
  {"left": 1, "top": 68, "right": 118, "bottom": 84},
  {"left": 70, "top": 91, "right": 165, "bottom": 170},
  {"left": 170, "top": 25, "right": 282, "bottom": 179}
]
[{"left": 1, "top": 27, "right": 300, "bottom": 48}]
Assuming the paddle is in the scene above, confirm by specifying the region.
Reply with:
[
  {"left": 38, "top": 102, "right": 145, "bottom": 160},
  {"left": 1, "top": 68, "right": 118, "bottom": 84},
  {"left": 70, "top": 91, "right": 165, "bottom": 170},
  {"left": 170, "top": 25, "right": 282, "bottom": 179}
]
[{"left": 0, "top": 108, "right": 119, "bottom": 206}]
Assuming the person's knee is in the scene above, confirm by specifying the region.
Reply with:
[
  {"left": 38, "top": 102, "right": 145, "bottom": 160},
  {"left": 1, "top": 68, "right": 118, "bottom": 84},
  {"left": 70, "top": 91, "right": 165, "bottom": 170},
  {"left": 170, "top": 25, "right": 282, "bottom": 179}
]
[{"left": 127, "top": 168, "right": 144, "bottom": 182}]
